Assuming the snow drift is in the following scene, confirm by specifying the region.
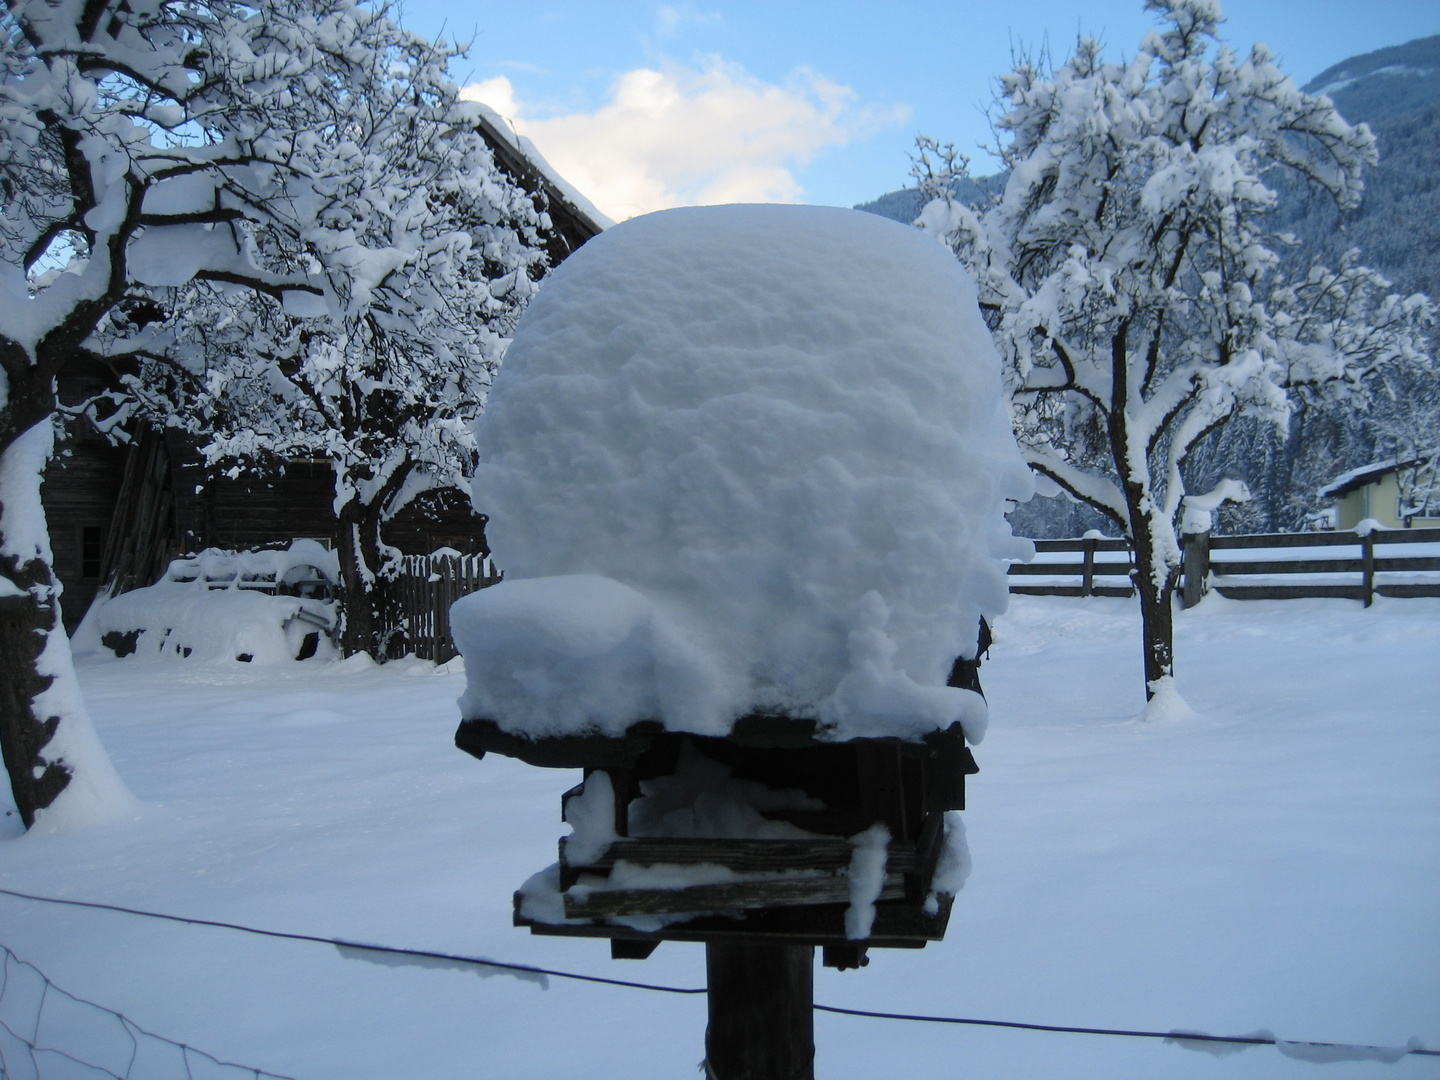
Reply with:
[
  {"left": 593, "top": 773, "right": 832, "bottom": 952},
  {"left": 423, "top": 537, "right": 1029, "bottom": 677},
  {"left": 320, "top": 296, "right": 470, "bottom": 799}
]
[
  {"left": 75, "top": 541, "right": 339, "bottom": 665},
  {"left": 454, "top": 203, "right": 1032, "bottom": 743}
]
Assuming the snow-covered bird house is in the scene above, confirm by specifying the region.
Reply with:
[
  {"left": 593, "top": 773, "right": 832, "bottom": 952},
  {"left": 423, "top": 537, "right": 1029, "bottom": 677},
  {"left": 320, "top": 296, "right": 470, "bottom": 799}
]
[{"left": 451, "top": 204, "right": 1031, "bottom": 1076}]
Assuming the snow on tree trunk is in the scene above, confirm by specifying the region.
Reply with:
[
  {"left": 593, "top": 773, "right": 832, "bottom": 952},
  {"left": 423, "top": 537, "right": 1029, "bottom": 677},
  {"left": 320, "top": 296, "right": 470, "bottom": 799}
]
[
  {"left": 0, "top": 420, "right": 135, "bottom": 828},
  {"left": 913, "top": 0, "right": 1435, "bottom": 702}
]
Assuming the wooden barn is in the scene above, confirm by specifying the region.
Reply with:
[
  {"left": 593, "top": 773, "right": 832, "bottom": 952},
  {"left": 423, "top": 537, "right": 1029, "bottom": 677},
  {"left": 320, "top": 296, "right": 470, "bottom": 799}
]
[{"left": 41, "top": 118, "right": 608, "bottom": 633}]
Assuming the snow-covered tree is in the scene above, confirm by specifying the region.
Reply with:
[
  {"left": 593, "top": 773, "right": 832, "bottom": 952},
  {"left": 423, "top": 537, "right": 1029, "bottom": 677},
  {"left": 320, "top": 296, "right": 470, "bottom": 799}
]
[
  {"left": 915, "top": 0, "right": 1435, "bottom": 702},
  {"left": 1368, "top": 365, "right": 1440, "bottom": 523},
  {"left": 0, "top": 0, "right": 524, "bottom": 827},
  {"left": 130, "top": 105, "right": 548, "bottom": 657}
]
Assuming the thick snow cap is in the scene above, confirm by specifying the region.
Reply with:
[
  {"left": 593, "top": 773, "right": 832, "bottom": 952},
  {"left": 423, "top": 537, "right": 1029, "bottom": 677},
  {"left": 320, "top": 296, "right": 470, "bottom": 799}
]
[{"left": 455, "top": 203, "right": 1033, "bottom": 744}]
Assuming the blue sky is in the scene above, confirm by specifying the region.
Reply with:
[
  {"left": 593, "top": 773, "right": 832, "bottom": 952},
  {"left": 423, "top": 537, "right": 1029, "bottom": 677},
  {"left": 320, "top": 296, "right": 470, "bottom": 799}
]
[{"left": 393, "top": 1, "right": 1440, "bottom": 220}]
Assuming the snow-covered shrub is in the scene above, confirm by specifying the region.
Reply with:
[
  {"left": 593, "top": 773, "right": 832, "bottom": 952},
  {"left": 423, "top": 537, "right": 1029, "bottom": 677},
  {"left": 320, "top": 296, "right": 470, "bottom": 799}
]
[
  {"left": 75, "top": 542, "right": 339, "bottom": 665},
  {"left": 453, "top": 203, "right": 1032, "bottom": 744}
]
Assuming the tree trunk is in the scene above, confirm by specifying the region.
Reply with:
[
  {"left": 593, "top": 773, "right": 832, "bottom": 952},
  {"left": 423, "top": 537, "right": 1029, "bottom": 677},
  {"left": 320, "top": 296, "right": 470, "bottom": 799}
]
[
  {"left": 0, "top": 413, "right": 133, "bottom": 828},
  {"left": 335, "top": 498, "right": 387, "bottom": 658},
  {"left": 334, "top": 460, "right": 414, "bottom": 660},
  {"left": 1129, "top": 513, "right": 1177, "bottom": 698},
  {"left": 0, "top": 556, "right": 72, "bottom": 828}
]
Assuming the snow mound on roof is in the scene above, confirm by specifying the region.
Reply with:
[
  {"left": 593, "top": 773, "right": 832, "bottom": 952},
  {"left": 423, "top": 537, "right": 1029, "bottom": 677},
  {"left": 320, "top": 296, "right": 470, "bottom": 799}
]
[{"left": 454, "top": 203, "right": 1032, "bottom": 743}]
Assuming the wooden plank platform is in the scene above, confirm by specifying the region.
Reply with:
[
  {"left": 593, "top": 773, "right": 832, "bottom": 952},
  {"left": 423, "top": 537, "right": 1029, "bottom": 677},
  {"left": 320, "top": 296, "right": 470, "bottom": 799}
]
[
  {"left": 560, "top": 836, "right": 918, "bottom": 873},
  {"left": 563, "top": 872, "right": 908, "bottom": 918},
  {"left": 516, "top": 891, "right": 954, "bottom": 948}
]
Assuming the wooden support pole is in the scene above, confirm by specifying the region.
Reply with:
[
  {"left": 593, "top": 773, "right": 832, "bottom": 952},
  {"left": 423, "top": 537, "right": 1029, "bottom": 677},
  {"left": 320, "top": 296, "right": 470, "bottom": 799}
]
[
  {"left": 1181, "top": 529, "right": 1209, "bottom": 609},
  {"left": 1081, "top": 534, "right": 1096, "bottom": 597},
  {"left": 704, "top": 942, "right": 814, "bottom": 1080},
  {"left": 1361, "top": 531, "right": 1375, "bottom": 608}
]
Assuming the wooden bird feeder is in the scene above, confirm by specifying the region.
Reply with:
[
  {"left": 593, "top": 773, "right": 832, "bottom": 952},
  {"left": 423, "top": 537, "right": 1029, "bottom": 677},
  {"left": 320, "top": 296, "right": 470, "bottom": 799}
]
[
  {"left": 449, "top": 203, "right": 1026, "bottom": 1079},
  {"left": 454, "top": 646, "right": 985, "bottom": 1079}
]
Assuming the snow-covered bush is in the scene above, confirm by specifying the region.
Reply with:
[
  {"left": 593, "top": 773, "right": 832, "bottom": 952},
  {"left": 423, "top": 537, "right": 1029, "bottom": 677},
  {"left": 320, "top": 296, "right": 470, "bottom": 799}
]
[
  {"left": 75, "top": 542, "right": 339, "bottom": 665},
  {"left": 453, "top": 204, "right": 1032, "bottom": 744}
]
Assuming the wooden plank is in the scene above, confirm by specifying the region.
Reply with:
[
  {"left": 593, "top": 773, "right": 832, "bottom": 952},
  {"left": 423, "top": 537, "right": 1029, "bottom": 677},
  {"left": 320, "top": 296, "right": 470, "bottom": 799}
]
[
  {"left": 518, "top": 890, "right": 954, "bottom": 948},
  {"left": 562, "top": 872, "right": 906, "bottom": 918},
  {"left": 1009, "top": 585, "right": 1087, "bottom": 596},
  {"left": 1210, "top": 531, "right": 1362, "bottom": 550},
  {"left": 907, "top": 812, "right": 945, "bottom": 906},
  {"left": 1030, "top": 538, "right": 1130, "bottom": 552},
  {"left": 857, "top": 742, "right": 907, "bottom": 840},
  {"left": 561, "top": 836, "right": 918, "bottom": 874},
  {"left": 1377, "top": 583, "right": 1440, "bottom": 598},
  {"left": 1213, "top": 584, "right": 1367, "bottom": 601},
  {"left": 1371, "top": 527, "right": 1440, "bottom": 545},
  {"left": 1212, "top": 556, "right": 1440, "bottom": 575},
  {"left": 1007, "top": 562, "right": 1135, "bottom": 576},
  {"left": 1211, "top": 557, "right": 1366, "bottom": 575}
]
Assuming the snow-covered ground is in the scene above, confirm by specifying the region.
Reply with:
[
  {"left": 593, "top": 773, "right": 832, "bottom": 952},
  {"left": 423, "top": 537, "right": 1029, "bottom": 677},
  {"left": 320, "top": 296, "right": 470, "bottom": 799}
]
[{"left": 2, "top": 595, "right": 1437, "bottom": 1079}]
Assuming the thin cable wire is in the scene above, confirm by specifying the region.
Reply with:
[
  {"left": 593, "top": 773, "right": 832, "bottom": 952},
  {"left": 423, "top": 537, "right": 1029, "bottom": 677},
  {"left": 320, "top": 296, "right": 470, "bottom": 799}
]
[
  {"left": 3, "top": 886, "right": 1434, "bottom": 1057},
  {"left": 0, "top": 886, "right": 704, "bottom": 995},
  {"left": 815, "top": 1003, "right": 1438, "bottom": 1056}
]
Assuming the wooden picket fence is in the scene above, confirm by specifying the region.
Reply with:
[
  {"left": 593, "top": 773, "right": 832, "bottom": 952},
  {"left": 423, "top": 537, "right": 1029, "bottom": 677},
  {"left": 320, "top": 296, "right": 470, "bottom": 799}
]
[
  {"left": 1010, "top": 527, "right": 1440, "bottom": 607},
  {"left": 391, "top": 552, "right": 501, "bottom": 662}
]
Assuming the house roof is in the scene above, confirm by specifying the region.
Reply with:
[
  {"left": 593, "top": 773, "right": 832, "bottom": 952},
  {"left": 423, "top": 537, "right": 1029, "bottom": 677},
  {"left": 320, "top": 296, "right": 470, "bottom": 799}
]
[
  {"left": 467, "top": 103, "right": 611, "bottom": 266},
  {"left": 1318, "top": 456, "right": 1426, "bottom": 499}
]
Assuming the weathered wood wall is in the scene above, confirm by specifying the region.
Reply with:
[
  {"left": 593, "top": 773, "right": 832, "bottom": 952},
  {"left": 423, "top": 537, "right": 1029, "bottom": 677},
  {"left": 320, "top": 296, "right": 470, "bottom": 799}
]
[
  {"left": 40, "top": 426, "right": 493, "bottom": 632},
  {"left": 41, "top": 423, "right": 129, "bottom": 631}
]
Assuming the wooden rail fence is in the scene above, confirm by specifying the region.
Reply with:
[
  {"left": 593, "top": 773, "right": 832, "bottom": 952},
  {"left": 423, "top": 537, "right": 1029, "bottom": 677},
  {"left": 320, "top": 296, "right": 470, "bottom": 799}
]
[
  {"left": 391, "top": 552, "right": 501, "bottom": 662},
  {"left": 379, "top": 528, "right": 1438, "bottom": 662},
  {"left": 1008, "top": 535, "right": 1137, "bottom": 598},
  {"left": 1010, "top": 527, "right": 1440, "bottom": 607}
]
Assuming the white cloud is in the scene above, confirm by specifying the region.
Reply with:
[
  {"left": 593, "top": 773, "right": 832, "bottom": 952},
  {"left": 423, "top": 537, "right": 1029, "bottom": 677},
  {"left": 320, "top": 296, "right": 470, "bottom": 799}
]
[
  {"left": 466, "top": 76, "right": 522, "bottom": 121},
  {"left": 461, "top": 60, "right": 909, "bottom": 222},
  {"left": 655, "top": 4, "right": 722, "bottom": 38}
]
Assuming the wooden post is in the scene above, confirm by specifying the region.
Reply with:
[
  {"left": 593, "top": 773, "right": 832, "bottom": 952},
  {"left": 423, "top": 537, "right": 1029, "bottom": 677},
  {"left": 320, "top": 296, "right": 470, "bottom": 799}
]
[
  {"left": 1181, "top": 529, "right": 1209, "bottom": 609},
  {"left": 1361, "top": 530, "right": 1374, "bottom": 608},
  {"left": 1080, "top": 535, "right": 1096, "bottom": 597},
  {"left": 705, "top": 942, "right": 814, "bottom": 1080}
]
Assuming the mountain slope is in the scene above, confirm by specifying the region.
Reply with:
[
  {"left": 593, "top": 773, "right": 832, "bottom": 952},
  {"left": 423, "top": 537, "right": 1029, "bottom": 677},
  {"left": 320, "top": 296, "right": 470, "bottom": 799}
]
[
  {"left": 858, "top": 36, "right": 1440, "bottom": 299},
  {"left": 1291, "top": 35, "right": 1440, "bottom": 299}
]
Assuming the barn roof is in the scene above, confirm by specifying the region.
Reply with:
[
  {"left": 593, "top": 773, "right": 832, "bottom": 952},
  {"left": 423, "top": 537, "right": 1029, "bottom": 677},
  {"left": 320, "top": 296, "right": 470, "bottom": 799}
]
[{"left": 468, "top": 103, "right": 611, "bottom": 265}]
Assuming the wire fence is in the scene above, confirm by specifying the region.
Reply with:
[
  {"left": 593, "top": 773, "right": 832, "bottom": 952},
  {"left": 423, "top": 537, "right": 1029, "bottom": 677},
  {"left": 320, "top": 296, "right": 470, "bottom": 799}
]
[
  {"left": 1, "top": 887, "right": 1433, "bottom": 1070},
  {"left": 0, "top": 942, "right": 294, "bottom": 1080}
]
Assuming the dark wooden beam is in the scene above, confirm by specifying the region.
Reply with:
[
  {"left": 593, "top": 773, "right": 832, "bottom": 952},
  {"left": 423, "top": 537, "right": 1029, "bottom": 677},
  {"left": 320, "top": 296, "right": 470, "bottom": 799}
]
[{"left": 705, "top": 942, "right": 814, "bottom": 1080}]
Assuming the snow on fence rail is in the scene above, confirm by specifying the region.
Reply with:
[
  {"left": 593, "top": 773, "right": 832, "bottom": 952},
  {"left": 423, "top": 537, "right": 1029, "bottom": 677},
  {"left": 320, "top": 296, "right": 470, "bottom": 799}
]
[
  {"left": 1010, "top": 527, "right": 1440, "bottom": 607},
  {"left": 392, "top": 552, "right": 501, "bottom": 662},
  {"left": 0, "top": 942, "right": 294, "bottom": 1080}
]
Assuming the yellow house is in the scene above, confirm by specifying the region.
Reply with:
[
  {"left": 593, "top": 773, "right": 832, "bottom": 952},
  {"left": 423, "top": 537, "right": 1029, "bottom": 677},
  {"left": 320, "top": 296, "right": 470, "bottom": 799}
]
[{"left": 1319, "top": 457, "right": 1440, "bottom": 529}]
